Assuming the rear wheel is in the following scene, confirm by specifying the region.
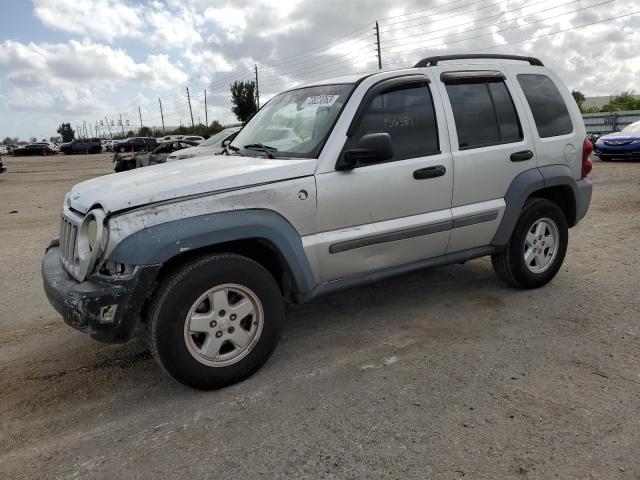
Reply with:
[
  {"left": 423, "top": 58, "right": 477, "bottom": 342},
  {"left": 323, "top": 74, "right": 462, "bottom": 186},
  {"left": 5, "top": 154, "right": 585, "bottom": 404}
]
[
  {"left": 148, "top": 254, "right": 284, "bottom": 390},
  {"left": 491, "top": 198, "right": 568, "bottom": 289}
]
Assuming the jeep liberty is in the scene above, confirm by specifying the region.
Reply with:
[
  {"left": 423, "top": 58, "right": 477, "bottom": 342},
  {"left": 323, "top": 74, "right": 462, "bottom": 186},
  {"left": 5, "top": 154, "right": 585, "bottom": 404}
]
[{"left": 42, "top": 54, "right": 593, "bottom": 389}]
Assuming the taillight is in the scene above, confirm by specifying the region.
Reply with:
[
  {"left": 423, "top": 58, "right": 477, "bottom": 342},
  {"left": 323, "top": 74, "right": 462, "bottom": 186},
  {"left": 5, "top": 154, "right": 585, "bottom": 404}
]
[{"left": 581, "top": 137, "right": 593, "bottom": 178}]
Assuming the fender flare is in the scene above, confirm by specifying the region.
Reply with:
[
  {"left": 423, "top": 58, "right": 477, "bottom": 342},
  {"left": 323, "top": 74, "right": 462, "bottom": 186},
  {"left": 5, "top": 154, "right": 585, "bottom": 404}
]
[
  {"left": 108, "top": 209, "right": 317, "bottom": 294},
  {"left": 491, "top": 165, "right": 579, "bottom": 246}
]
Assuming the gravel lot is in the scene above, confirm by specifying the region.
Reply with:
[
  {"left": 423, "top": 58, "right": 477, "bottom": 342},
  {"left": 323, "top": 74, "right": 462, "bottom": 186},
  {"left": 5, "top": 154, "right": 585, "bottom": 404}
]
[{"left": 0, "top": 153, "right": 638, "bottom": 479}]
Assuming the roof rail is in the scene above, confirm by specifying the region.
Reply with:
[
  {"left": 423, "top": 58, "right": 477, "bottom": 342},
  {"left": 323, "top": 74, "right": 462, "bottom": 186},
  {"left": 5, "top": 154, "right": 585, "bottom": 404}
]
[{"left": 413, "top": 54, "right": 544, "bottom": 68}]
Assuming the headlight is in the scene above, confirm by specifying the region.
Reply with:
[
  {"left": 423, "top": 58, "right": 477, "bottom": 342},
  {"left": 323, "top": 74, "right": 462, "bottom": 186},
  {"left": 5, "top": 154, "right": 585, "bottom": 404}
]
[
  {"left": 631, "top": 139, "right": 640, "bottom": 144},
  {"left": 177, "top": 153, "right": 196, "bottom": 160},
  {"left": 77, "top": 209, "right": 107, "bottom": 273}
]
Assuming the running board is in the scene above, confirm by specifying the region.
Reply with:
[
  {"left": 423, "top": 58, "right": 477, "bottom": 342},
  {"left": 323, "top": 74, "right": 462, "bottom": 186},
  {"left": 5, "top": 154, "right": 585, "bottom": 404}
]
[{"left": 300, "top": 245, "right": 501, "bottom": 302}]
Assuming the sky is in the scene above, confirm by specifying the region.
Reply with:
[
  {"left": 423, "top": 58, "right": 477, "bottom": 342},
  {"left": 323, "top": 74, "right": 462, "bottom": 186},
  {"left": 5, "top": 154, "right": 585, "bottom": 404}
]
[{"left": 0, "top": 0, "right": 639, "bottom": 141}]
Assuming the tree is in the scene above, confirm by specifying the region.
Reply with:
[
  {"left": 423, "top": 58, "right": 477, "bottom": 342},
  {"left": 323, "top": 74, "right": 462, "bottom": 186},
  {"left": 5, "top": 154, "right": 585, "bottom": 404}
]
[
  {"left": 209, "top": 120, "right": 224, "bottom": 135},
  {"left": 571, "top": 90, "right": 586, "bottom": 111},
  {"left": 56, "top": 123, "right": 75, "bottom": 142},
  {"left": 2, "top": 137, "right": 12, "bottom": 145},
  {"left": 230, "top": 80, "right": 258, "bottom": 122},
  {"left": 600, "top": 91, "right": 640, "bottom": 112},
  {"left": 138, "top": 126, "right": 153, "bottom": 137}
]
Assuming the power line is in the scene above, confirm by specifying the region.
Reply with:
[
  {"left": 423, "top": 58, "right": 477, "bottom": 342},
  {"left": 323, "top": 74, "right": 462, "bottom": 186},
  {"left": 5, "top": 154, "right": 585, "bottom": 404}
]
[
  {"left": 381, "top": 0, "right": 503, "bottom": 30},
  {"left": 382, "top": 0, "right": 616, "bottom": 55},
  {"left": 383, "top": 0, "right": 588, "bottom": 48}
]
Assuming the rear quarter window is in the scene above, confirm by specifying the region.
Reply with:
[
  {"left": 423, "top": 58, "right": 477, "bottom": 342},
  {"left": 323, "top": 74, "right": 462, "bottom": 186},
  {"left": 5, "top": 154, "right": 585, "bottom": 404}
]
[{"left": 517, "top": 74, "right": 573, "bottom": 138}]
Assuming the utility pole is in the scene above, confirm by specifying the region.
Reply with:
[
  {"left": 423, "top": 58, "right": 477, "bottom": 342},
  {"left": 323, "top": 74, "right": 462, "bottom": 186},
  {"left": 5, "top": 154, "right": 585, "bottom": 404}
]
[
  {"left": 255, "top": 64, "right": 260, "bottom": 109},
  {"left": 204, "top": 89, "right": 208, "bottom": 126},
  {"left": 138, "top": 106, "right": 143, "bottom": 130},
  {"left": 186, "top": 87, "right": 195, "bottom": 130},
  {"left": 375, "top": 21, "right": 382, "bottom": 70},
  {"left": 158, "top": 98, "right": 165, "bottom": 134},
  {"left": 104, "top": 116, "right": 113, "bottom": 139},
  {"left": 119, "top": 113, "right": 125, "bottom": 135}
]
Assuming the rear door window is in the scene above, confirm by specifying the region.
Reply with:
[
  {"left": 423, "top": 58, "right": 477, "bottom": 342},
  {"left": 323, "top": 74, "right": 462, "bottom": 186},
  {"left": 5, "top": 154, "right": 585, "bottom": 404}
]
[
  {"left": 445, "top": 78, "right": 522, "bottom": 149},
  {"left": 517, "top": 74, "right": 573, "bottom": 138}
]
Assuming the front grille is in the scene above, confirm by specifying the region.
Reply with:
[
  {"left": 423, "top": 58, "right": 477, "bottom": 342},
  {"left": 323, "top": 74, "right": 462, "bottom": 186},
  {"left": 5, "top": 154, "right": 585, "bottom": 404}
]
[
  {"left": 604, "top": 140, "right": 630, "bottom": 146},
  {"left": 59, "top": 214, "right": 78, "bottom": 271},
  {"left": 58, "top": 208, "right": 86, "bottom": 281}
]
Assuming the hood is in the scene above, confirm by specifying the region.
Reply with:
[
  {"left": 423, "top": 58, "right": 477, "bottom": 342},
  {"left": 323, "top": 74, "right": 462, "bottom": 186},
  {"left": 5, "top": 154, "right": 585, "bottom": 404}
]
[
  {"left": 68, "top": 155, "right": 317, "bottom": 214},
  {"left": 599, "top": 131, "right": 640, "bottom": 141}
]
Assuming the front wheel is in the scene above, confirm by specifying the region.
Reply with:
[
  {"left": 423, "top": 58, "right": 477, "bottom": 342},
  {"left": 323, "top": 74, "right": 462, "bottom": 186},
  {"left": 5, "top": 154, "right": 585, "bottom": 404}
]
[
  {"left": 148, "top": 254, "right": 284, "bottom": 390},
  {"left": 491, "top": 198, "right": 568, "bottom": 289}
]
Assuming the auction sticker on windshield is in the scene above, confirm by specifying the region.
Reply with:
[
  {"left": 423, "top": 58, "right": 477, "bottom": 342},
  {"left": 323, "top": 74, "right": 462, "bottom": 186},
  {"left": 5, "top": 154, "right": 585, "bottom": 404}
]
[{"left": 302, "top": 95, "right": 340, "bottom": 108}]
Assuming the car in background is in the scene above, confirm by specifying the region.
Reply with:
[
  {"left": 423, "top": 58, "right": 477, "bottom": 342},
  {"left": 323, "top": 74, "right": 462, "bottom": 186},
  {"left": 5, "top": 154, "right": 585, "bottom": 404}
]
[
  {"left": 101, "top": 140, "right": 117, "bottom": 152},
  {"left": 113, "top": 140, "right": 200, "bottom": 171},
  {"left": 181, "top": 135, "right": 205, "bottom": 144},
  {"left": 165, "top": 126, "right": 241, "bottom": 162},
  {"left": 0, "top": 152, "right": 5, "bottom": 174},
  {"left": 12, "top": 143, "right": 58, "bottom": 156},
  {"left": 593, "top": 121, "right": 640, "bottom": 161},
  {"left": 115, "top": 137, "right": 157, "bottom": 153},
  {"left": 0, "top": 144, "right": 10, "bottom": 155},
  {"left": 60, "top": 138, "right": 102, "bottom": 154}
]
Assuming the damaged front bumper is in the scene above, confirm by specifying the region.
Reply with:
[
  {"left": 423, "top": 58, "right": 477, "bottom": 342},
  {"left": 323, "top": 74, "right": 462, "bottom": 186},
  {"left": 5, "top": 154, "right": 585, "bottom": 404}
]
[{"left": 42, "top": 240, "right": 161, "bottom": 343}]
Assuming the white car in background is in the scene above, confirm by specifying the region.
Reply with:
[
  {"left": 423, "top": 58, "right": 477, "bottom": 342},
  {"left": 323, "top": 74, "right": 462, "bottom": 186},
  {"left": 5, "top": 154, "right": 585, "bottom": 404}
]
[
  {"left": 0, "top": 144, "right": 9, "bottom": 155},
  {"left": 166, "top": 127, "right": 241, "bottom": 162}
]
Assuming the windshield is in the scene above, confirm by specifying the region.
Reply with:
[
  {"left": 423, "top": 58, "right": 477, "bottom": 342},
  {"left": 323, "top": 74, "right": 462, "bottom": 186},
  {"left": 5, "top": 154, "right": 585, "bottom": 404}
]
[
  {"left": 200, "top": 129, "right": 236, "bottom": 146},
  {"left": 622, "top": 121, "right": 640, "bottom": 133},
  {"left": 231, "top": 84, "right": 354, "bottom": 158}
]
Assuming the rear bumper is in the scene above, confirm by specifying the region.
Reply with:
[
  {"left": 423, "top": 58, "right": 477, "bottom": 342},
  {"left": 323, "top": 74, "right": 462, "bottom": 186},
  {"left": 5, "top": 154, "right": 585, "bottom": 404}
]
[
  {"left": 42, "top": 240, "right": 161, "bottom": 343},
  {"left": 575, "top": 178, "right": 592, "bottom": 224}
]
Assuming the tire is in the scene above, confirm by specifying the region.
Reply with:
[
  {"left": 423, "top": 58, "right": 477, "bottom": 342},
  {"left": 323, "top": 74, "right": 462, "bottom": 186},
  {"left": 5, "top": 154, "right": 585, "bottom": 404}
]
[
  {"left": 148, "top": 253, "right": 285, "bottom": 390},
  {"left": 491, "top": 198, "right": 568, "bottom": 289},
  {"left": 118, "top": 146, "right": 126, "bottom": 153}
]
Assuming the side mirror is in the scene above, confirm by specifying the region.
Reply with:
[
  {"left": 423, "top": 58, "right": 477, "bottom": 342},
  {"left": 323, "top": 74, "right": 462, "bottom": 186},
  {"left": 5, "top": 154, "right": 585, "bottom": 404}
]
[
  {"left": 337, "top": 133, "right": 394, "bottom": 170},
  {"left": 221, "top": 139, "right": 230, "bottom": 147}
]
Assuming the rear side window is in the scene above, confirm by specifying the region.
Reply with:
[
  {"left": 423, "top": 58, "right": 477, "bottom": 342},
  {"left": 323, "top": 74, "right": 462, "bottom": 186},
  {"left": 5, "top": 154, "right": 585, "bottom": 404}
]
[
  {"left": 445, "top": 79, "right": 522, "bottom": 149},
  {"left": 517, "top": 74, "right": 573, "bottom": 138},
  {"left": 351, "top": 82, "right": 439, "bottom": 161}
]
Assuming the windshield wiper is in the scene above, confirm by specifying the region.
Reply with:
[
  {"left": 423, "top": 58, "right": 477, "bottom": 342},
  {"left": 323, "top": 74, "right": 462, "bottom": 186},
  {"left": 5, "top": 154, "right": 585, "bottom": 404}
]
[
  {"left": 221, "top": 143, "right": 240, "bottom": 156},
  {"left": 243, "top": 143, "right": 278, "bottom": 159}
]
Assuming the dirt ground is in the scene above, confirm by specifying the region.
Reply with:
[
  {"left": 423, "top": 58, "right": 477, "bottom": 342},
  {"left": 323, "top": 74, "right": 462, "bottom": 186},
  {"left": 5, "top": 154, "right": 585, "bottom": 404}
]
[{"left": 0, "top": 153, "right": 638, "bottom": 479}]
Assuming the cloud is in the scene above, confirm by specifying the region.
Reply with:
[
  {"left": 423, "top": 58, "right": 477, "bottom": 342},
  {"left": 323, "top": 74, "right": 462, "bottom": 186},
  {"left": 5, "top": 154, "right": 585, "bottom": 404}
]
[
  {"left": 33, "top": 0, "right": 145, "bottom": 42},
  {"left": 2, "top": 0, "right": 640, "bottom": 139},
  {"left": 0, "top": 39, "right": 189, "bottom": 92}
]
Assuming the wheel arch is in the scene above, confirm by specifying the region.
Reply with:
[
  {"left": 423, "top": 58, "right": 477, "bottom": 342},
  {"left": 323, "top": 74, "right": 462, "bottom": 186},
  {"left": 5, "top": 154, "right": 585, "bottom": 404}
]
[
  {"left": 108, "top": 209, "right": 317, "bottom": 301},
  {"left": 492, "top": 165, "right": 580, "bottom": 246}
]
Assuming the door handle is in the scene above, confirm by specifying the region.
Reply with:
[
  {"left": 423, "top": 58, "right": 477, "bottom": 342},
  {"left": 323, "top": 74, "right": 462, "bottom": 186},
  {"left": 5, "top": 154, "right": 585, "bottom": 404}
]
[
  {"left": 413, "top": 165, "right": 446, "bottom": 180},
  {"left": 510, "top": 150, "right": 534, "bottom": 162}
]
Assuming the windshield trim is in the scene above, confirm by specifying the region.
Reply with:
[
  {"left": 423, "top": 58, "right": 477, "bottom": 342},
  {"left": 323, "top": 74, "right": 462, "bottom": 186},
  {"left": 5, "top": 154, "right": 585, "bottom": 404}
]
[{"left": 233, "top": 81, "right": 366, "bottom": 159}]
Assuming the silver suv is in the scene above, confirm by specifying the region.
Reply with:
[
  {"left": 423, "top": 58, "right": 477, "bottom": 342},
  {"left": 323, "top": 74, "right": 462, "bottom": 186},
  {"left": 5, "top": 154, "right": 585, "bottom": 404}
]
[{"left": 42, "top": 54, "right": 593, "bottom": 389}]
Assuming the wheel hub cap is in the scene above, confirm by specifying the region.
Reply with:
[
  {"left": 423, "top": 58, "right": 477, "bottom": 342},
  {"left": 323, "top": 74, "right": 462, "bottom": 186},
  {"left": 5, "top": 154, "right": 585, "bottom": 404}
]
[
  {"left": 184, "top": 283, "right": 263, "bottom": 367},
  {"left": 523, "top": 217, "right": 559, "bottom": 274}
]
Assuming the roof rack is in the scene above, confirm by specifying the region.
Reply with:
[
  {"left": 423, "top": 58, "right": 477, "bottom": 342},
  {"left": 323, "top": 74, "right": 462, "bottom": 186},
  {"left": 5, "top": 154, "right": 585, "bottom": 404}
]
[{"left": 413, "top": 54, "right": 544, "bottom": 68}]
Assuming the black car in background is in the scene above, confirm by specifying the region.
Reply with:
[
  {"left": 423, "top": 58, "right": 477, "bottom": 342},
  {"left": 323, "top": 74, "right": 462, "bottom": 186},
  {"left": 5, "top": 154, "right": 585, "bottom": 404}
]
[
  {"left": 116, "top": 137, "right": 157, "bottom": 153},
  {"left": 12, "top": 143, "right": 57, "bottom": 156},
  {"left": 0, "top": 153, "right": 6, "bottom": 174},
  {"left": 60, "top": 138, "right": 102, "bottom": 154}
]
